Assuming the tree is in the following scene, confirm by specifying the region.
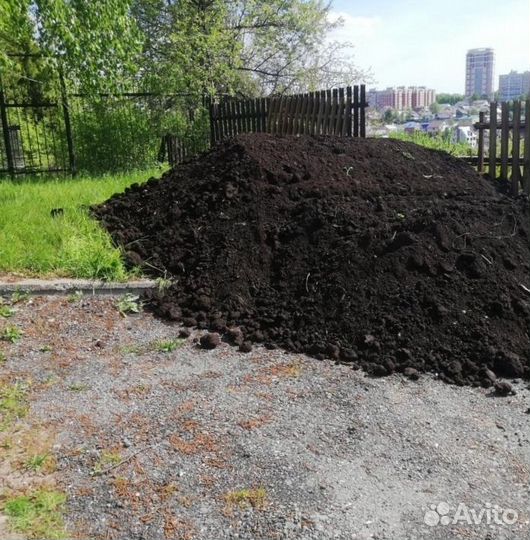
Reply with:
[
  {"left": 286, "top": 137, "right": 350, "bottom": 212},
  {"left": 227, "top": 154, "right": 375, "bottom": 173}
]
[
  {"left": 436, "top": 93, "right": 464, "bottom": 105},
  {"left": 131, "top": 0, "right": 370, "bottom": 97},
  {"left": 2, "top": 1, "right": 369, "bottom": 97},
  {"left": 0, "top": 0, "right": 143, "bottom": 93},
  {"left": 429, "top": 102, "right": 440, "bottom": 114},
  {"left": 383, "top": 109, "right": 399, "bottom": 124},
  {"left": 231, "top": 0, "right": 368, "bottom": 94}
]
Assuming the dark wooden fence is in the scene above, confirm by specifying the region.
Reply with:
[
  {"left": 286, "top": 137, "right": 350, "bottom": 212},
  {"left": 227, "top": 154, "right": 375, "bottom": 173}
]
[
  {"left": 473, "top": 99, "right": 530, "bottom": 195},
  {"left": 209, "top": 85, "right": 367, "bottom": 144}
]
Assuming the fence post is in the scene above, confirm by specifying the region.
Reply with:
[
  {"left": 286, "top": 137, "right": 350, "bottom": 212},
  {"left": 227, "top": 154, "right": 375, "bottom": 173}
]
[
  {"left": 208, "top": 98, "right": 216, "bottom": 146},
  {"left": 346, "top": 86, "right": 352, "bottom": 137},
  {"left": 488, "top": 101, "right": 497, "bottom": 180},
  {"left": 0, "top": 77, "right": 15, "bottom": 179},
  {"left": 477, "top": 111, "right": 485, "bottom": 173},
  {"left": 511, "top": 100, "right": 521, "bottom": 196},
  {"left": 360, "top": 85, "right": 366, "bottom": 138},
  {"left": 59, "top": 70, "right": 77, "bottom": 176},
  {"left": 500, "top": 102, "right": 509, "bottom": 181},
  {"left": 353, "top": 86, "right": 359, "bottom": 137},
  {"left": 523, "top": 99, "right": 530, "bottom": 194}
]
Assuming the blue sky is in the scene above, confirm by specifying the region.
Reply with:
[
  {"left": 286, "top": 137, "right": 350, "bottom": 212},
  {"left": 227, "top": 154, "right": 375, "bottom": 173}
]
[{"left": 328, "top": 0, "right": 530, "bottom": 93}]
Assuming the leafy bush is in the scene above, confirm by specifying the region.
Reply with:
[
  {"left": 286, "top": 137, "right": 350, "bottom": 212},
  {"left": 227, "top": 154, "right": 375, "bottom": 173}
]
[
  {"left": 71, "top": 99, "right": 159, "bottom": 173},
  {"left": 70, "top": 97, "right": 210, "bottom": 174}
]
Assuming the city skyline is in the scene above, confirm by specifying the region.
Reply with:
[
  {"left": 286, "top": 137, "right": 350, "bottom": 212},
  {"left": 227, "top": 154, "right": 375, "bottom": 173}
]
[{"left": 329, "top": 0, "right": 529, "bottom": 93}]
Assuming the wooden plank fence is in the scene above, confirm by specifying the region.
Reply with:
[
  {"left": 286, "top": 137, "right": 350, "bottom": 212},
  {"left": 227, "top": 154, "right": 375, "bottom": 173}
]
[
  {"left": 209, "top": 85, "right": 367, "bottom": 144},
  {"left": 474, "top": 99, "right": 530, "bottom": 195}
]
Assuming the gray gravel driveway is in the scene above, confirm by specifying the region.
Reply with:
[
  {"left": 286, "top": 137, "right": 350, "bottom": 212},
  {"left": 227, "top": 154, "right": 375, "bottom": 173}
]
[{"left": 0, "top": 295, "right": 528, "bottom": 539}]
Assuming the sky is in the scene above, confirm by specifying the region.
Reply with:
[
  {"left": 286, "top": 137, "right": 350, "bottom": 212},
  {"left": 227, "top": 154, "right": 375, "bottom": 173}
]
[{"left": 328, "top": 0, "right": 530, "bottom": 93}]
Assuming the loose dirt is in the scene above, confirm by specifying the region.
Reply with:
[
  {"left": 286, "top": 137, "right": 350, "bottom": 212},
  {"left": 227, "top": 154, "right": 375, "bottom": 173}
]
[{"left": 95, "top": 134, "right": 530, "bottom": 386}]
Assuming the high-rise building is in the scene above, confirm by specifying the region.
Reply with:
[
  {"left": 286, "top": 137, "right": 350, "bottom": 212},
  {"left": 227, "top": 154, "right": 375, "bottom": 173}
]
[
  {"left": 465, "top": 48, "right": 495, "bottom": 98},
  {"left": 498, "top": 71, "right": 530, "bottom": 101}
]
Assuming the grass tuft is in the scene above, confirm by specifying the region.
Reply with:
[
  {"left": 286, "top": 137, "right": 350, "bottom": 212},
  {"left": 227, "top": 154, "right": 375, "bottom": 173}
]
[
  {"left": 1, "top": 325, "right": 22, "bottom": 343},
  {"left": 0, "top": 305, "right": 15, "bottom": 318},
  {"left": 67, "top": 291, "right": 84, "bottom": 303},
  {"left": 224, "top": 487, "right": 267, "bottom": 510},
  {"left": 116, "top": 294, "right": 142, "bottom": 316},
  {"left": 25, "top": 453, "right": 50, "bottom": 472},
  {"left": 0, "top": 382, "right": 29, "bottom": 431},
  {"left": 152, "top": 339, "right": 185, "bottom": 353},
  {"left": 11, "top": 289, "right": 30, "bottom": 304},
  {"left": 120, "top": 344, "right": 142, "bottom": 355},
  {"left": 3, "top": 489, "right": 67, "bottom": 539},
  {"left": 92, "top": 450, "right": 122, "bottom": 474}
]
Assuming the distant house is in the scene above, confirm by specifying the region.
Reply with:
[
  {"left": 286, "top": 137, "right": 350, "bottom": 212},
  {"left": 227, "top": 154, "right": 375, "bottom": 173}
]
[
  {"left": 366, "top": 123, "right": 399, "bottom": 138},
  {"left": 405, "top": 110, "right": 421, "bottom": 121},
  {"left": 403, "top": 121, "right": 422, "bottom": 134},
  {"left": 426, "top": 120, "right": 450, "bottom": 135},
  {"left": 436, "top": 106, "right": 455, "bottom": 120},
  {"left": 456, "top": 117, "right": 474, "bottom": 127},
  {"left": 453, "top": 126, "right": 477, "bottom": 148},
  {"left": 416, "top": 108, "right": 434, "bottom": 121},
  {"left": 455, "top": 107, "right": 470, "bottom": 118},
  {"left": 471, "top": 100, "right": 490, "bottom": 112}
]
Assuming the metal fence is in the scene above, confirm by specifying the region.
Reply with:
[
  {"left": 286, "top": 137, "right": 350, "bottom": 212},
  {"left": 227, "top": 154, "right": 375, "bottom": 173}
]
[
  {"left": 0, "top": 74, "right": 71, "bottom": 175},
  {"left": 0, "top": 87, "right": 211, "bottom": 177},
  {"left": 0, "top": 55, "right": 211, "bottom": 177}
]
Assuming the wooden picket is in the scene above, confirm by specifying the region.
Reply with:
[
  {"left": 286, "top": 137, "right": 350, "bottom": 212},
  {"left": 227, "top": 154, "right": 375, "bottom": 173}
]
[
  {"left": 474, "top": 99, "right": 529, "bottom": 195},
  {"left": 209, "top": 85, "right": 367, "bottom": 144}
]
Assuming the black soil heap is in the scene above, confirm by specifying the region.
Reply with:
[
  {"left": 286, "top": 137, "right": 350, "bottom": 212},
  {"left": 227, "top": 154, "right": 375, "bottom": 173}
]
[{"left": 95, "top": 134, "right": 530, "bottom": 386}]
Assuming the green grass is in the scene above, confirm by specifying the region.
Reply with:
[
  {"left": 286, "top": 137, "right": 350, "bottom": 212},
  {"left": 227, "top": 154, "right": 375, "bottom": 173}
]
[
  {"left": 390, "top": 131, "right": 475, "bottom": 157},
  {"left": 152, "top": 338, "right": 185, "bottom": 353},
  {"left": 3, "top": 489, "right": 67, "bottom": 539},
  {"left": 0, "top": 168, "right": 164, "bottom": 280},
  {"left": 0, "top": 381, "right": 29, "bottom": 431},
  {"left": 0, "top": 305, "right": 15, "bottom": 318},
  {"left": 116, "top": 293, "right": 142, "bottom": 315},
  {"left": 1, "top": 325, "right": 22, "bottom": 343},
  {"left": 25, "top": 453, "right": 50, "bottom": 472}
]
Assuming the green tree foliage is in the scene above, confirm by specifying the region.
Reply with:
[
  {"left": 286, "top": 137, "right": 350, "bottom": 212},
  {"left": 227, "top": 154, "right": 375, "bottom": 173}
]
[
  {"left": 0, "top": 1, "right": 35, "bottom": 57},
  {"left": 429, "top": 101, "right": 440, "bottom": 114},
  {"left": 436, "top": 93, "right": 464, "bottom": 105},
  {"left": 0, "top": 0, "right": 142, "bottom": 93},
  {"left": 132, "top": 0, "right": 368, "bottom": 96}
]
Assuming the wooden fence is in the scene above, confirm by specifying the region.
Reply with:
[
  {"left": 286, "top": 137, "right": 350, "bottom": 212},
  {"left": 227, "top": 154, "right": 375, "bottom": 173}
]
[
  {"left": 474, "top": 99, "right": 530, "bottom": 195},
  {"left": 209, "top": 85, "right": 367, "bottom": 144}
]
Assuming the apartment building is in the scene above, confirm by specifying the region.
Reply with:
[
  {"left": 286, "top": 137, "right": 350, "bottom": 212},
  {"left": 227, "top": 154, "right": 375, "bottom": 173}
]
[
  {"left": 499, "top": 70, "right": 530, "bottom": 101},
  {"left": 367, "top": 87, "right": 436, "bottom": 110},
  {"left": 465, "top": 48, "right": 495, "bottom": 98}
]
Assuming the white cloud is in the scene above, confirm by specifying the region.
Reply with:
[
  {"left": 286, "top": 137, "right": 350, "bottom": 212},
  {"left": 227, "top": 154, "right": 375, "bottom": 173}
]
[{"left": 327, "top": 11, "right": 382, "bottom": 43}]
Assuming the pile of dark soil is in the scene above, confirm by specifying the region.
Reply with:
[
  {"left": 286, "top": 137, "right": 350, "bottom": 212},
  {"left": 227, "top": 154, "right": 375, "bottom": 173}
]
[{"left": 95, "top": 134, "right": 530, "bottom": 386}]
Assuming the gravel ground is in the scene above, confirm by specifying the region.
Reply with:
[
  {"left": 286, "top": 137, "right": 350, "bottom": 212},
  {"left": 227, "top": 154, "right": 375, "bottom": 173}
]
[{"left": 0, "top": 295, "right": 529, "bottom": 540}]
